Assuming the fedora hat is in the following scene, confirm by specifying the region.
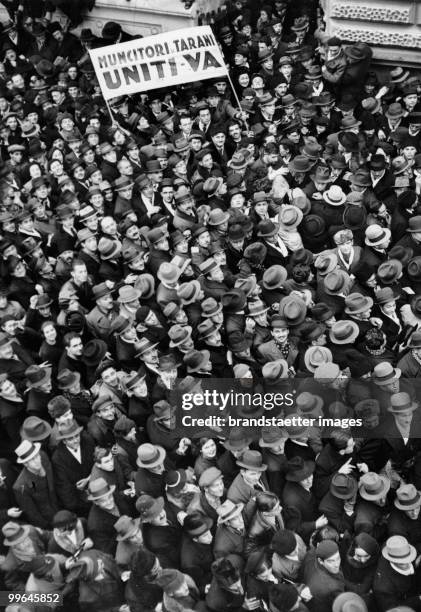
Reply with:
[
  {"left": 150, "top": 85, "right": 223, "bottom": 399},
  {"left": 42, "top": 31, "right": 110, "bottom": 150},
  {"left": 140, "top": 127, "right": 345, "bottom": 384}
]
[
  {"left": 344, "top": 293, "right": 373, "bottom": 315},
  {"left": 358, "top": 472, "right": 390, "bottom": 501},
  {"left": 259, "top": 426, "right": 288, "bottom": 448},
  {"left": 388, "top": 391, "right": 417, "bottom": 414},
  {"left": 262, "top": 359, "right": 289, "bottom": 384},
  {"left": 21, "top": 416, "right": 51, "bottom": 442},
  {"left": 343, "top": 206, "right": 367, "bottom": 230},
  {"left": 406, "top": 216, "right": 421, "bottom": 233},
  {"left": 248, "top": 300, "right": 269, "bottom": 317},
  {"left": 168, "top": 324, "right": 192, "bottom": 347},
  {"left": 25, "top": 364, "right": 51, "bottom": 389},
  {"left": 377, "top": 259, "right": 403, "bottom": 284},
  {"left": 184, "top": 512, "right": 213, "bottom": 537},
  {"left": 385, "top": 102, "right": 404, "bottom": 119},
  {"left": 394, "top": 483, "right": 421, "bottom": 510},
  {"left": 390, "top": 66, "right": 410, "bottom": 84},
  {"left": 87, "top": 477, "right": 115, "bottom": 501},
  {"left": 288, "top": 155, "right": 313, "bottom": 173},
  {"left": 284, "top": 413, "right": 309, "bottom": 438},
  {"left": 15, "top": 440, "right": 41, "bottom": 464},
  {"left": 323, "top": 185, "right": 346, "bottom": 206},
  {"left": 296, "top": 392, "right": 323, "bottom": 417},
  {"left": 329, "top": 320, "right": 360, "bottom": 345},
  {"left": 408, "top": 331, "right": 421, "bottom": 348},
  {"left": 222, "top": 289, "right": 247, "bottom": 313},
  {"left": 304, "top": 346, "right": 333, "bottom": 373},
  {"left": 279, "top": 295, "right": 307, "bottom": 326},
  {"left": 372, "top": 362, "right": 401, "bottom": 386},
  {"left": 56, "top": 420, "right": 83, "bottom": 440},
  {"left": 135, "top": 274, "right": 155, "bottom": 300},
  {"left": 262, "top": 265, "right": 288, "bottom": 290},
  {"left": 350, "top": 169, "right": 372, "bottom": 187},
  {"left": 2, "top": 522, "right": 30, "bottom": 546},
  {"left": 98, "top": 237, "right": 121, "bottom": 260},
  {"left": 408, "top": 256, "right": 421, "bottom": 282},
  {"left": 285, "top": 456, "right": 315, "bottom": 482},
  {"left": 114, "top": 515, "right": 141, "bottom": 541},
  {"left": 324, "top": 269, "right": 351, "bottom": 295},
  {"left": 157, "top": 262, "right": 181, "bottom": 285},
  {"left": 392, "top": 156, "right": 412, "bottom": 175},
  {"left": 375, "top": 286, "right": 397, "bottom": 306},
  {"left": 201, "top": 297, "right": 222, "bottom": 318},
  {"left": 365, "top": 224, "right": 391, "bottom": 247},
  {"left": 82, "top": 339, "right": 108, "bottom": 367},
  {"left": 223, "top": 428, "right": 252, "bottom": 451},
  {"left": 216, "top": 499, "right": 244, "bottom": 524},
  {"left": 136, "top": 495, "right": 165, "bottom": 522},
  {"left": 330, "top": 473, "right": 357, "bottom": 500},
  {"left": 332, "top": 593, "right": 367, "bottom": 612},
  {"left": 301, "top": 214, "right": 326, "bottom": 237},
  {"left": 382, "top": 536, "right": 416, "bottom": 564},
  {"left": 344, "top": 45, "right": 366, "bottom": 61},
  {"left": 257, "top": 219, "right": 279, "bottom": 238},
  {"left": 278, "top": 205, "right": 303, "bottom": 229},
  {"left": 136, "top": 443, "right": 166, "bottom": 468},
  {"left": 314, "top": 252, "right": 338, "bottom": 276},
  {"left": 184, "top": 349, "right": 210, "bottom": 373},
  {"left": 57, "top": 369, "right": 80, "bottom": 390}
]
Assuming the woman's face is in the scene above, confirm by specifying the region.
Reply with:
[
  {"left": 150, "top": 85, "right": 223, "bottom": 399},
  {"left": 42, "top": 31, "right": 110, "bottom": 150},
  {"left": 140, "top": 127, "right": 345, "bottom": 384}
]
[
  {"left": 29, "top": 164, "right": 42, "bottom": 179},
  {"left": 42, "top": 324, "right": 57, "bottom": 343},
  {"left": 238, "top": 73, "right": 250, "bottom": 88},
  {"left": 201, "top": 439, "right": 217, "bottom": 459}
]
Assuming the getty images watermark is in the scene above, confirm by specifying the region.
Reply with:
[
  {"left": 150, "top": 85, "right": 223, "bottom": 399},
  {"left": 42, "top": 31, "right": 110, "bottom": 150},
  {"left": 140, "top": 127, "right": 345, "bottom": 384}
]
[{"left": 179, "top": 389, "right": 362, "bottom": 429}]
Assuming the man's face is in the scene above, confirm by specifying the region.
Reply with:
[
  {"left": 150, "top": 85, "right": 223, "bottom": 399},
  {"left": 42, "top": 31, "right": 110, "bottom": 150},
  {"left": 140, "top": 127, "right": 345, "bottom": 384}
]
[
  {"left": 200, "top": 153, "right": 213, "bottom": 170},
  {"left": 228, "top": 124, "right": 241, "bottom": 140},
  {"left": 64, "top": 432, "right": 80, "bottom": 452},
  {"left": 96, "top": 492, "right": 115, "bottom": 511},
  {"left": 228, "top": 513, "right": 244, "bottom": 531},
  {"left": 161, "top": 186, "right": 174, "bottom": 202},
  {"left": 272, "top": 327, "right": 289, "bottom": 343},
  {"left": 67, "top": 338, "right": 83, "bottom": 359},
  {"left": 72, "top": 264, "right": 88, "bottom": 285},
  {"left": 199, "top": 109, "right": 211, "bottom": 125},
  {"left": 98, "top": 403, "right": 116, "bottom": 420},
  {"left": 394, "top": 412, "right": 413, "bottom": 429},
  {"left": 321, "top": 552, "right": 341, "bottom": 574},
  {"left": 212, "top": 133, "right": 225, "bottom": 148}
]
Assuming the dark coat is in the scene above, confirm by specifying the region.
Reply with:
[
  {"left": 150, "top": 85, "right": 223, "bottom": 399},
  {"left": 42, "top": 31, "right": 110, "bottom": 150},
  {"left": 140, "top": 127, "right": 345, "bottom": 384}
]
[
  {"left": 87, "top": 502, "right": 124, "bottom": 556},
  {"left": 180, "top": 535, "right": 213, "bottom": 594},
  {"left": 214, "top": 524, "right": 245, "bottom": 559},
  {"left": 387, "top": 506, "right": 421, "bottom": 548},
  {"left": 13, "top": 451, "right": 59, "bottom": 529},
  {"left": 142, "top": 522, "right": 182, "bottom": 568},
  {"left": 373, "top": 557, "right": 421, "bottom": 612},
  {"left": 51, "top": 432, "right": 95, "bottom": 515},
  {"left": 313, "top": 443, "right": 351, "bottom": 502},
  {"left": 282, "top": 481, "right": 318, "bottom": 543},
  {"left": 302, "top": 551, "right": 345, "bottom": 612}
]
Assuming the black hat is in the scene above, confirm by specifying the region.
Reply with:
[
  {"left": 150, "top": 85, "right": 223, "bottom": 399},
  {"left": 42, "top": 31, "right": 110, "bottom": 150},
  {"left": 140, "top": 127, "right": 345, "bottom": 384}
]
[{"left": 269, "top": 583, "right": 299, "bottom": 612}]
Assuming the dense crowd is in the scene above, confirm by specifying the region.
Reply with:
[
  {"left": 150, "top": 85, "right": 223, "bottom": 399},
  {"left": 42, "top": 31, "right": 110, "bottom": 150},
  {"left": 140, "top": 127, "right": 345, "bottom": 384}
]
[{"left": 0, "top": 1, "right": 421, "bottom": 611}]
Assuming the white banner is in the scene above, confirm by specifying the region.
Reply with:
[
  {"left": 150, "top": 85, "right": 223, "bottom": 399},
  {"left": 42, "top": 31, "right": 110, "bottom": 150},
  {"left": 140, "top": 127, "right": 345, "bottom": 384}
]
[{"left": 89, "top": 25, "right": 228, "bottom": 101}]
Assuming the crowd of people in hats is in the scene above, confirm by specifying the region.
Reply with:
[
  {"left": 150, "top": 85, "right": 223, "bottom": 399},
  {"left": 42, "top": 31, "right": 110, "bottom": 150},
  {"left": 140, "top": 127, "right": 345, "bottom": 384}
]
[{"left": 0, "top": 0, "right": 421, "bottom": 611}]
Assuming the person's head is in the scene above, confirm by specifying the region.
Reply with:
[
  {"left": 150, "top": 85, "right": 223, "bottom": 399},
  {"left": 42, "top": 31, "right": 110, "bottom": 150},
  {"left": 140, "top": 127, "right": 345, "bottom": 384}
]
[
  {"left": 94, "top": 447, "right": 115, "bottom": 471},
  {"left": 330, "top": 429, "right": 354, "bottom": 454},
  {"left": 63, "top": 332, "right": 83, "bottom": 359},
  {"left": 199, "top": 437, "right": 217, "bottom": 459},
  {"left": 71, "top": 259, "right": 88, "bottom": 285},
  {"left": 316, "top": 541, "right": 341, "bottom": 574},
  {"left": 41, "top": 321, "right": 57, "bottom": 344}
]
